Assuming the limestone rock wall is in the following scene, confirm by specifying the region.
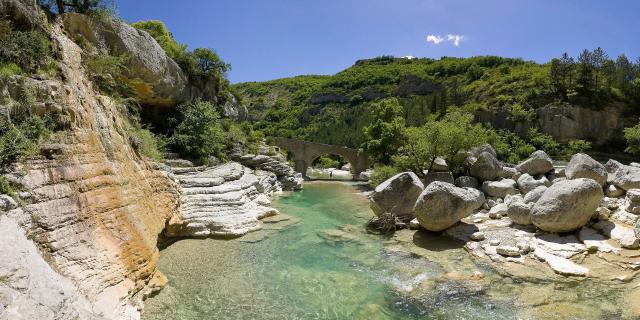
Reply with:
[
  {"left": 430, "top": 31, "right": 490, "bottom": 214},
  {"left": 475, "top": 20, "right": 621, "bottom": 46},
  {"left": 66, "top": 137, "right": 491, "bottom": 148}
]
[
  {"left": 475, "top": 104, "right": 630, "bottom": 146},
  {"left": 2, "top": 21, "right": 179, "bottom": 319},
  {"left": 164, "top": 162, "right": 280, "bottom": 238}
]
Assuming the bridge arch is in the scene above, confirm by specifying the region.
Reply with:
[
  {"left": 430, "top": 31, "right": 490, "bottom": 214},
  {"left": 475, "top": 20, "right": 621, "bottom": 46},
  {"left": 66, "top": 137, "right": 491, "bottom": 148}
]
[{"left": 274, "top": 137, "right": 370, "bottom": 179}]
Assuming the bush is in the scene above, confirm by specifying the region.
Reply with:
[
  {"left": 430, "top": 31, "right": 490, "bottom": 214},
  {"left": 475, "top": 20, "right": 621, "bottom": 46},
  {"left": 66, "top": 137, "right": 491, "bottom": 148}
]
[
  {"left": 169, "top": 100, "right": 226, "bottom": 164},
  {"left": 562, "top": 139, "right": 592, "bottom": 159},
  {"left": 313, "top": 155, "right": 340, "bottom": 169},
  {"left": 130, "top": 127, "right": 165, "bottom": 161},
  {"left": 0, "top": 62, "right": 22, "bottom": 78},
  {"left": 0, "top": 176, "right": 15, "bottom": 197},
  {"left": 369, "top": 165, "right": 400, "bottom": 187},
  {"left": 625, "top": 123, "right": 640, "bottom": 154},
  {"left": 85, "top": 53, "right": 129, "bottom": 96},
  {"left": 0, "top": 30, "right": 51, "bottom": 73}
]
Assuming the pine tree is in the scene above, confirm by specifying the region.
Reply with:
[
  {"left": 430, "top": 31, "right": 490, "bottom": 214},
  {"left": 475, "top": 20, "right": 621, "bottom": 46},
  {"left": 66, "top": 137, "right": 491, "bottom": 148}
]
[
  {"left": 577, "top": 49, "right": 595, "bottom": 95},
  {"left": 592, "top": 47, "right": 609, "bottom": 91}
]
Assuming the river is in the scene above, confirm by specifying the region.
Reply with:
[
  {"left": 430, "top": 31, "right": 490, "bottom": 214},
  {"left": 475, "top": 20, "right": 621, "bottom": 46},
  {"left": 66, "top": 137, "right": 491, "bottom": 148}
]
[{"left": 143, "top": 181, "right": 625, "bottom": 320}]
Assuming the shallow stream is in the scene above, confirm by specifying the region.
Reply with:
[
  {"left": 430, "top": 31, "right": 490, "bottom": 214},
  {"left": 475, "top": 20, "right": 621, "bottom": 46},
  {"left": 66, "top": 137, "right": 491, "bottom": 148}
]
[{"left": 143, "top": 181, "right": 627, "bottom": 320}]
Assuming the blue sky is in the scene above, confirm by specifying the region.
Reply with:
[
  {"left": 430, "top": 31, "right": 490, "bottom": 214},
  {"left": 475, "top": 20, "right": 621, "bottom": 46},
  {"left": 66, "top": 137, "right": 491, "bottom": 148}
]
[{"left": 116, "top": 0, "right": 640, "bottom": 83}]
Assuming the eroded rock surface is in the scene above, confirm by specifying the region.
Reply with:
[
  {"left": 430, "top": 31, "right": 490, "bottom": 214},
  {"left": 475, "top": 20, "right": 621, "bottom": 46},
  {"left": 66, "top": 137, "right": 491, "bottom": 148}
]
[{"left": 165, "top": 162, "right": 281, "bottom": 237}]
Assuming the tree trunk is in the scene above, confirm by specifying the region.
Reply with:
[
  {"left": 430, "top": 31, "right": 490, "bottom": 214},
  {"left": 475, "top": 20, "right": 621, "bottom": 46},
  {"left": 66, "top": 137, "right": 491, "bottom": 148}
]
[{"left": 56, "top": 0, "right": 65, "bottom": 13}]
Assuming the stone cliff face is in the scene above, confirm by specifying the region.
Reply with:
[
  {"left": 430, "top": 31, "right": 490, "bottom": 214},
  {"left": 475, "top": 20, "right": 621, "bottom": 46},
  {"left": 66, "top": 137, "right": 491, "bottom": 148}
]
[
  {"left": 2, "top": 20, "right": 180, "bottom": 319},
  {"left": 475, "top": 103, "right": 631, "bottom": 146},
  {"left": 62, "top": 13, "right": 248, "bottom": 121}
]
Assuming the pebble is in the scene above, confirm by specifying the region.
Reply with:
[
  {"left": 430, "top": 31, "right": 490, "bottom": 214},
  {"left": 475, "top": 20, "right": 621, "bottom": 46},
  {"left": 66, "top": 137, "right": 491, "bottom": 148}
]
[
  {"left": 473, "top": 218, "right": 483, "bottom": 224},
  {"left": 489, "top": 239, "right": 500, "bottom": 246},
  {"left": 470, "top": 232, "right": 485, "bottom": 241},
  {"left": 497, "top": 246, "right": 521, "bottom": 257}
]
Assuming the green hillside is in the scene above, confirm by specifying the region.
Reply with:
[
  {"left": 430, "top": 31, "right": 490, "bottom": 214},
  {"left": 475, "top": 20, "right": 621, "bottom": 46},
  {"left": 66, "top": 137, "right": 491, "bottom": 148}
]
[{"left": 234, "top": 54, "right": 640, "bottom": 150}]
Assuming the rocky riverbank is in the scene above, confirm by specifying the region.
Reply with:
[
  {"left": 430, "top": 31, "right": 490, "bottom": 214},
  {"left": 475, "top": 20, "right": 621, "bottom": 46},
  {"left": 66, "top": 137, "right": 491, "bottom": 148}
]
[{"left": 369, "top": 145, "right": 640, "bottom": 316}]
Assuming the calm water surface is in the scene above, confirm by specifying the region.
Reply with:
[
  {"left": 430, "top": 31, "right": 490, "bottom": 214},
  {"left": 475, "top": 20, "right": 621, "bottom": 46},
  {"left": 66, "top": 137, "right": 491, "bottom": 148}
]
[{"left": 143, "top": 181, "right": 625, "bottom": 320}]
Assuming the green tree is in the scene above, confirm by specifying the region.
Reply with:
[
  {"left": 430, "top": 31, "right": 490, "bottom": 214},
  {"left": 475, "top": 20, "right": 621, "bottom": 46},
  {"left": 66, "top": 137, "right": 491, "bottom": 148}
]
[
  {"left": 361, "top": 98, "right": 407, "bottom": 164},
  {"left": 38, "top": 0, "right": 109, "bottom": 14},
  {"left": 192, "top": 48, "right": 231, "bottom": 77},
  {"left": 576, "top": 49, "right": 595, "bottom": 95},
  {"left": 624, "top": 122, "right": 640, "bottom": 154},
  {"left": 549, "top": 53, "right": 575, "bottom": 100},
  {"left": 615, "top": 55, "right": 635, "bottom": 92},
  {"left": 592, "top": 47, "right": 609, "bottom": 91},
  {"left": 393, "top": 112, "right": 490, "bottom": 175},
  {"left": 169, "top": 100, "right": 226, "bottom": 164}
]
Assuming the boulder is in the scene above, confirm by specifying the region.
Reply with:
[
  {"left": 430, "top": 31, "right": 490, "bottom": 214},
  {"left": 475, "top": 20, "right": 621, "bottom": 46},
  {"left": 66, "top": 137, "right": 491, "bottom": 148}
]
[
  {"left": 517, "top": 173, "right": 551, "bottom": 194},
  {"left": 0, "top": 0, "right": 45, "bottom": 30},
  {"left": 469, "top": 152, "right": 502, "bottom": 181},
  {"left": 470, "top": 144, "right": 497, "bottom": 158},
  {"left": 454, "top": 176, "right": 479, "bottom": 189},
  {"left": 414, "top": 182, "right": 485, "bottom": 232},
  {"left": 63, "top": 14, "right": 188, "bottom": 107},
  {"left": 489, "top": 203, "right": 508, "bottom": 219},
  {"left": 0, "top": 194, "right": 18, "bottom": 211},
  {"left": 523, "top": 186, "right": 547, "bottom": 204},
  {"left": 565, "top": 153, "right": 607, "bottom": 186},
  {"left": 506, "top": 195, "right": 533, "bottom": 225},
  {"left": 610, "top": 164, "right": 640, "bottom": 190},
  {"left": 423, "top": 171, "right": 454, "bottom": 186},
  {"left": 431, "top": 157, "right": 449, "bottom": 172},
  {"left": 481, "top": 179, "right": 518, "bottom": 198},
  {"left": 516, "top": 150, "right": 554, "bottom": 176},
  {"left": 626, "top": 189, "right": 640, "bottom": 202},
  {"left": 605, "top": 184, "right": 625, "bottom": 198},
  {"left": 369, "top": 172, "right": 424, "bottom": 220},
  {"left": 531, "top": 178, "right": 604, "bottom": 232},
  {"left": 499, "top": 166, "right": 517, "bottom": 179}
]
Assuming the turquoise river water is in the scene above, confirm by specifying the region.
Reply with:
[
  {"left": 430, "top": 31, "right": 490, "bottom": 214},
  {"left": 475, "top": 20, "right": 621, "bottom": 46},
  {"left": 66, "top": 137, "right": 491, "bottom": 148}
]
[{"left": 142, "top": 181, "right": 627, "bottom": 320}]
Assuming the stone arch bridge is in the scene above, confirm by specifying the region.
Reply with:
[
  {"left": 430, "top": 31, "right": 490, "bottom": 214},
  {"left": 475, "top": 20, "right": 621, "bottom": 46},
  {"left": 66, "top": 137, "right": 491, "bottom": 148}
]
[{"left": 274, "top": 138, "right": 370, "bottom": 178}]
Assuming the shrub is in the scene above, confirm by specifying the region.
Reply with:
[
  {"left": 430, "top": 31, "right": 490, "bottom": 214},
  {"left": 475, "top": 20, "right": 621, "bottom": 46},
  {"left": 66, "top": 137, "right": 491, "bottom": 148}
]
[
  {"left": 0, "top": 176, "right": 15, "bottom": 197},
  {"left": 0, "top": 62, "right": 22, "bottom": 78},
  {"left": 85, "top": 53, "right": 129, "bottom": 96},
  {"left": 169, "top": 100, "right": 226, "bottom": 164},
  {"left": 0, "top": 30, "right": 51, "bottom": 73},
  {"left": 130, "top": 127, "right": 166, "bottom": 161},
  {"left": 625, "top": 123, "right": 640, "bottom": 154},
  {"left": 369, "top": 165, "right": 400, "bottom": 187},
  {"left": 563, "top": 139, "right": 592, "bottom": 159},
  {"left": 314, "top": 155, "right": 340, "bottom": 169}
]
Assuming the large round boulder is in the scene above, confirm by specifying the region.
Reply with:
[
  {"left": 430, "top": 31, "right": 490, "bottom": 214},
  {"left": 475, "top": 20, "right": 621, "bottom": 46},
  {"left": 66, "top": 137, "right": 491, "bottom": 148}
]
[
  {"left": 481, "top": 179, "right": 518, "bottom": 198},
  {"left": 516, "top": 150, "right": 554, "bottom": 176},
  {"left": 531, "top": 178, "right": 604, "bottom": 232},
  {"left": 506, "top": 195, "right": 533, "bottom": 225},
  {"left": 609, "top": 163, "right": 640, "bottom": 191},
  {"left": 565, "top": 153, "right": 607, "bottom": 186},
  {"left": 517, "top": 173, "right": 551, "bottom": 194},
  {"left": 369, "top": 172, "right": 424, "bottom": 221},
  {"left": 469, "top": 151, "right": 502, "bottom": 181},
  {"left": 414, "top": 182, "right": 485, "bottom": 232}
]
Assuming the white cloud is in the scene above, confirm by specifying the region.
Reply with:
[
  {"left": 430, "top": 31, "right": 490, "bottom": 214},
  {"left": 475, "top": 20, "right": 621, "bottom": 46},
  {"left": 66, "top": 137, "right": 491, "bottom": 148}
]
[
  {"left": 426, "top": 34, "right": 466, "bottom": 46},
  {"left": 446, "top": 34, "right": 465, "bottom": 46},
  {"left": 426, "top": 35, "right": 445, "bottom": 45}
]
